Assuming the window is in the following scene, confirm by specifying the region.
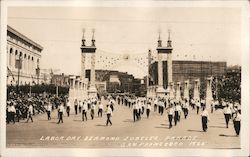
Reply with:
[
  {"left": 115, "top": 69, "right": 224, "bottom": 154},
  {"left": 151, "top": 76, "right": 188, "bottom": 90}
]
[{"left": 9, "top": 48, "right": 13, "bottom": 66}]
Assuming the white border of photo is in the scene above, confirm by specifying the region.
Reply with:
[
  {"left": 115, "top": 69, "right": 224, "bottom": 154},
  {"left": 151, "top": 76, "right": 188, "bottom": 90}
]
[{"left": 0, "top": 0, "right": 249, "bottom": 157}]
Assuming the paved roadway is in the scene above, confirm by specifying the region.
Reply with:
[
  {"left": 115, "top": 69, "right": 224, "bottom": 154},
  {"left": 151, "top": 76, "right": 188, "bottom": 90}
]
[{"left": 6, "top": 99, "right": 240, "bottom": 148}]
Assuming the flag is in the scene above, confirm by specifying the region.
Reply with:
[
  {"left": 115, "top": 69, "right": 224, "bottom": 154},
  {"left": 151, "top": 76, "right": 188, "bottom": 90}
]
[{"left": 15, "top": 59, "right": 22, "bottom": 69}]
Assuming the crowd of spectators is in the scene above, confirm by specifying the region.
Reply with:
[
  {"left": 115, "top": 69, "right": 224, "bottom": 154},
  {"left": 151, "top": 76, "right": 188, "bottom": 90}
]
[{"left": 6, "top": 91, "right": 67, "bottom": 124}]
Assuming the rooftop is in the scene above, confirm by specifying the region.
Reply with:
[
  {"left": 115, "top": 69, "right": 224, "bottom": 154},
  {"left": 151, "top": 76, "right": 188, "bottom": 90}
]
[{"left": 7, "top": 25, "right": 43, "bottom": 51}]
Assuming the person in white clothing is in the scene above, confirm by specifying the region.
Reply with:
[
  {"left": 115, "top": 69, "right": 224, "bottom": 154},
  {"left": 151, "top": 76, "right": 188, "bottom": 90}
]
[
  {"left": 223, "top": 104, "right": 232, "bottom": 128},
  {"left": 168, "top": 104, "right": 175, "bottom": 129},
  {"left": 82, "top": 100, "right": 88, "bottom": 121},
  {"left": 26, "top": 103, "right": 33, "bottom": 123},
  {"left": 106, "top": 105, "right": 112, "bottom": 126},
  {"left": 74, "top": 99, "right": 78, "bottom": 115},
  {"left": 132, "top": 103, "right": 138, "bottom": 122},
  {"left": 196, "top": 100, "right": 201, "bottom": 114},
  {"left": 233, "top": 109, "right": 241, "bottom": 136},
  {"left": 46, "top": 101, "right": 52, "bottom": 120},
  {"left": 57, "top": 102, "right": 64, "bottom": 124},
  {"left": 154, "top": 98, "right": 158, "bottom": 112},
  {"left": 66, "top": 99, "right": 71, "bottom": 117},
  {"left": 78, "top": 100, "right": 82, "bottom": 114},
  {"left": 201, "top": 107, "right": 209, "bottom": 132},
  {"left": 98, "top": 101, "right": 103, "bottom": 117},
  {"left": 146, "top": 102, "right": 151, "bottom": 118},
  {"left": 90, "top": 103, "right": 95, "bottom": 120},
  {"left": 8, "top": 103, "right": 16, "bottom": 124},
  {"left": 183, "top": 99, "right": 189, "bottom": 119}
]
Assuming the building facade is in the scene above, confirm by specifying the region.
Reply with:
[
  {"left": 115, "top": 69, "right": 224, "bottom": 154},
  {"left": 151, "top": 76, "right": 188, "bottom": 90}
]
[
  {"left": 149, "top": 60, "right": 227, "bottom": 88},
  {"left": 7, "top": 25, "right": 43, "bottom": 86},
  {"left": 86, "top": 69, "right": 143, "bottom": 94}
]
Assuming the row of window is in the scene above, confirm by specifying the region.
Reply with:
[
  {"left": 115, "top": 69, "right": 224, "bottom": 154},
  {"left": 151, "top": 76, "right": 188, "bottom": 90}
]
[{"left": 8, "top": 47, "right": 40, "bottom": 72}]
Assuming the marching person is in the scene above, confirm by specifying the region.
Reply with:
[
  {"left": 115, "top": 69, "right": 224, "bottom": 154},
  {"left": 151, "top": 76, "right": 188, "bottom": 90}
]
[
  {"left": 106, "top": 105, "right": 112, "bottom": 126},
  {"left": 26, "top": 103, "right": 34, "bottom": 123},
  {"left": 201, "top": 98, "right": 205, "bottom": 110},
  {"left": 183, "top": 99, "right": 189, "bottom": 119},
  {"left": 98, "top": 101, "right": 103, "bottom": 117},
  {"left": 176, "top": 102, "right": 182, "bottom": 122},
  {"left": 132, "top": 102, "right": 138, "bottom": 122},
  {"left": 90, "top": 102, "right": 95, "bottom": 120},
  {"left": 66, "top": 99, "right": 71, "bottom": 117},
  {"left": 146, "top": 101, "right": 151, "bottom": 118},
  {"left": 201, "top": 107, "right": 209, "bottom": 132},
  {"left": 57, "top": 101, "right": 64, "bottom": 124},
  {"left": 141, "top": 100, "right": 145, "bottom": 115},
  {"left": 233, "top": 109, "right": 241, "bottom": 136},
  {"left": 82, "top": 100, "right": 88, "bottom": 121},
  {"left": 110, "top": 101, "right": 114, "bottom": 112},
  {"left": 191, "top": 98, "right": 195, "bottom": 110},
  {"left": 138, "top": 100, "right": 142, "bottom": 120},
  {"left": 168, "top": 104, "right": 174, "bottom": 129},
  {"left": 159, "top": 99, "right": 164, "bottom": 115},
  {"left": 154, "top": 98, "right": 158, "bottom": 112},
  {"left": 46, "top": 101, "right": 52, "bottom": 120},
  {"left": 74, "top": 99, "right": 78, "bottom": 115},
  {"left": 223, "top": 104, "right": 232, "bottom": 128},
  {"left": 78, "top": 100, "right": 82, "bottom": 115},
  {"left": 174, "top": 103, "right": 179, "bottom": 126},
  {"left": 196, "top": 100, "right": 201, "bottom": 114}
]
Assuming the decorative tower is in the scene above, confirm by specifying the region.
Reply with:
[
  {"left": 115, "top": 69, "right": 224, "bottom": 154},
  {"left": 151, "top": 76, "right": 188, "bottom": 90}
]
[
  {"left": 80, "top": 29, "right": 97, "bottom": 98},
  {"left": 156, "top": 30, "right": 166, "bottom": 97}
]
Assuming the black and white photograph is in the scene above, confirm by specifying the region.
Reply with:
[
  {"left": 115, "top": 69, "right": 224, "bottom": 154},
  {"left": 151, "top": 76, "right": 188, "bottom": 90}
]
[{"left": 1, "top": 0, "right": 249, "bottom": 157}]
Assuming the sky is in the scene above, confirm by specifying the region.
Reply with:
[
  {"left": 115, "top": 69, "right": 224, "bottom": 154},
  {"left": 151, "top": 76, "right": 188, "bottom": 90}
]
[{"left": 8, "top": 7, "right": 241, "bottom": 78}]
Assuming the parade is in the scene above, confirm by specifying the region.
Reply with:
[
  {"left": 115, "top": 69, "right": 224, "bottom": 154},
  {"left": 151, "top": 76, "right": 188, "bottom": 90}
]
[
  {"left": 5, "top": 6, "right": 243, "bottom": 150},
  {"left": 6, "top": 91, "right": 242, "bottom": 136}
]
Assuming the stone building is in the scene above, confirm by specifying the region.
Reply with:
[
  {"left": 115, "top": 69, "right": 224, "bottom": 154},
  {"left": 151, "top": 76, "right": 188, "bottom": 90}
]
[{"left": 7, "top": 25, "right": 43, "bottom": 86}]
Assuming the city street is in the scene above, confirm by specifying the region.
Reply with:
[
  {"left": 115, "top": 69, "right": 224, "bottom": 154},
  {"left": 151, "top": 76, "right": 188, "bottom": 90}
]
[{"left": 6, "top": 99, "right": 240, "bottom": 148}]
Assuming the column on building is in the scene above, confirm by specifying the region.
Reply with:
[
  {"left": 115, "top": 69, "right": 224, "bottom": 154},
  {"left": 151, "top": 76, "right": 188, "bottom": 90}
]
[
  {"left": 206, "top": 77, "right": 213, "bottom": 109},
  {"left": 169, "top": 82, "right": 175, "bottom": 99},
  {"left": 184, "top": 80, "right": 189, "bottom": 101},
  {"left": 193, "top": 79, "right": 200, "bottom": 101},
  {"left": 175, "top": 82, "right": 181, "bottom": 101}
]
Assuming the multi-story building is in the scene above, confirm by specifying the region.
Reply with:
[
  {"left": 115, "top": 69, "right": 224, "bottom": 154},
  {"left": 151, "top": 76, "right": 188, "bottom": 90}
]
[
  {"left": 7, "top": 25, "right": 43, "bottom": 86},
  {"left": 149, "top": 60, "right": 227, "bottom": 88},
  {"left": 86, "top": 69, "right": 140, "bottom": 94}
]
